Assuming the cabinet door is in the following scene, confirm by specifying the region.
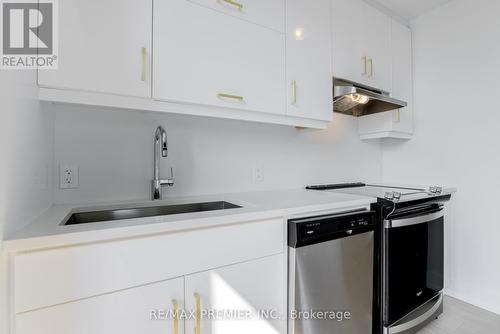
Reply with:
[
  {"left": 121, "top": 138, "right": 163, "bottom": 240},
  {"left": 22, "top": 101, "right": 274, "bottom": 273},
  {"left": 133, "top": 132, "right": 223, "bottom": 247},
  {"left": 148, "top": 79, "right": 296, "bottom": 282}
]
[
  {"left": 16, "top": 277, "right": 184, "bottom": 334},
  {"left": 358, "top": 20, "right": 413, "bottom": 139},
  {"left": 332, "top": 0, "right": 391, "bottom": 92},
  {"left": 154, "top": 0, "right": 286, "bottom": 116},
  {"left": 390, "top": 20, "right": 413, "bottom": 134},
  {"left": 185, "top": 255, "right": 286, "bottom": 334},
  {"left": 187, "top": 0, "right": 285, "bottom": 32},
  {"left": 331, "top": 0, "right": 366, "bottom": 84},
  {"left": 363, "top": 3, "right": 392, "bottom": 92},
  {"left": 38, "top": 0, "right": 152, "bottom": 98},
  {"left": 286, "top": 0, "right": 332, "bottom": 121}
]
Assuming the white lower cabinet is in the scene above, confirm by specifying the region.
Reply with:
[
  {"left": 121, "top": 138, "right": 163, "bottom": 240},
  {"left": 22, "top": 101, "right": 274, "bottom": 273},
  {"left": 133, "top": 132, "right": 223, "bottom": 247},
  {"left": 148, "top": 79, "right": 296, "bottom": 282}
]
[
  {"left": 15, "top": 255, "right": 285, "bottom": 334},
  {"left": 11, "top": 219, "right": 286, "bottom": 334},
  {"left": 16, "top": 277, "right": 184, "bottom": 334},
  {"left": 185, "top": 254, "right": 286, "bottom": 334},
  {"left": 14, "top": 219, "right": 283, "bottom": 314}
]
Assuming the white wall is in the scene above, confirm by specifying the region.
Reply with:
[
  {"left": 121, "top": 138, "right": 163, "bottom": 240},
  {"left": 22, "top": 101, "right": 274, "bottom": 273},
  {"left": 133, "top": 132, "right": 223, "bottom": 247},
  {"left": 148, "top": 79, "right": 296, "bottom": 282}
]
[
  {"left": 52, "top": 104, "right": 383, "bottom": 204},
  {"left": 2, "top": 0, "right": 499, "bottom": 328},
  {"left": 382, "top": 0, "right": 500, "bottom": 314},
  {"left": 0, "top": 71, "right": 54, "bottom": 334}
]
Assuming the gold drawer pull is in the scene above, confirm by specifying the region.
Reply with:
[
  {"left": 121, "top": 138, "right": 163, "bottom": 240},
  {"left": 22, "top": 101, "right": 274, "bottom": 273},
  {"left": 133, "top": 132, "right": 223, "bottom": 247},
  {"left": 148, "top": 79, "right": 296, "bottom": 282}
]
[
  {"left": 362, "top": 56, "right": 367, "bottom": 76},
  {"left": 141, "top": 47, "right": 147, "bottom": 82},
  {"left": 172, "top": 299, "right": 179, "bottom": 334},
  {"left": 291, "top": 80, "right": 297, "bottom": 105},
  {"left": 367, "top": 58, "right": 373, "bottom": 78},
  {"left": 194, "top": 293, "right": 201, "bottom": 334},
  {"left": 217, "top": 93, "right": 244, "bottom": 101},
  {"left": 221, "top": 0, "right": 243, "bottom": 10}
]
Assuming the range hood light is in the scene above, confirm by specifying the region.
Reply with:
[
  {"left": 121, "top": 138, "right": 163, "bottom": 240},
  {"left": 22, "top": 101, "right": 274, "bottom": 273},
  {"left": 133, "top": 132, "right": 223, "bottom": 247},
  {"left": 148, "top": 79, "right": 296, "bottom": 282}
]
[
  {"left": 333, "top": 78, "right": 408, "bottom": 117},
  {"left": 350, "top": 94, "right": 369, "bottom": 104}
]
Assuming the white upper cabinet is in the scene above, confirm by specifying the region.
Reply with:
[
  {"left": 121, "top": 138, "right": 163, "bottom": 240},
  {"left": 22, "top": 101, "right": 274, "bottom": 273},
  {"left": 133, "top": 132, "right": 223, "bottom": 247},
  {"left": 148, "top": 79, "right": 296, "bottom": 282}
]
[
  {"left": 285, "top": 0, "right": 333, "bottom": 122},
  {"left": 362, "top": 3, "right": 392, "bottom": 92},
  {"left": 358, "top": 19, "right": 413, "bottom": 139},
  {"left": 331, "top": 0, "right": 391, "bottom": 92},
  {"left": 153, "top": 0, "right": 286, "bottom": 116},
  {"left": 38, "top": 0, "right": 152, "bottom": 98},
  {"left": 187, "top": 0, "right": 285, "bottom": 32},
  {"left": 37, "top": 0, "right": 335, "bottom": 128},
  {"left": 331, "top": 0, "right": 365, "bottom": 84},
  {"left": 390, "top": 20, "right": 413, "bottom": 135}
]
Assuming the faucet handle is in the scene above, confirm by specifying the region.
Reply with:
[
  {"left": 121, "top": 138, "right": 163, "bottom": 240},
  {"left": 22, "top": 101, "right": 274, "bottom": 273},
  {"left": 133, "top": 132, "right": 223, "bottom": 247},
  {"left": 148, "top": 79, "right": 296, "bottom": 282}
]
[
  {"left": 159, "top": 167, "right": 175, "bottom": 187},
  {"left": 159, "top": 179, "right": 174, "bottom": 186}
]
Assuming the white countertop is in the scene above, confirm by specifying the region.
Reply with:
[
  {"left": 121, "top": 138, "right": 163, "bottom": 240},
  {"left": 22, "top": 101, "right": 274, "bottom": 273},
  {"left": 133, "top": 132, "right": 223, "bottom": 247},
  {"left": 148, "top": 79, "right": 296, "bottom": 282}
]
[{"left": 3, "top": 189, "right": 375, "bottom": 253}]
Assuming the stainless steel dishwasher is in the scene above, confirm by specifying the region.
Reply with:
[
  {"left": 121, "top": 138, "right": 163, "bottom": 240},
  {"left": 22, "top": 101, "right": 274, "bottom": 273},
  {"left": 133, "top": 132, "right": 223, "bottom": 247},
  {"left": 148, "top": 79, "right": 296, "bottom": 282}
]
[{"left": 288, "top": 210, "right": 376, "bottom": 334}]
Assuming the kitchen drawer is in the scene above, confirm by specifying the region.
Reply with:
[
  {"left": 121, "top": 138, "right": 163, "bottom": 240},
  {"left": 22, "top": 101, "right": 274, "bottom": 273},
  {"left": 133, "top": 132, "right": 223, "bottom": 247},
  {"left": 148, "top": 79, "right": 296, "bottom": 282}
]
[
  {"left": 153, "top": 0, "right": 286, "bottom": 116},
  {"left": 186, "top": 0, "right": 285, "bottom": 32},
  {"left": 16, "top": 277, "right": 184, "bottom": 334},
  {"left": 13, "top": 218, "right": 283, "bottom": 314}
]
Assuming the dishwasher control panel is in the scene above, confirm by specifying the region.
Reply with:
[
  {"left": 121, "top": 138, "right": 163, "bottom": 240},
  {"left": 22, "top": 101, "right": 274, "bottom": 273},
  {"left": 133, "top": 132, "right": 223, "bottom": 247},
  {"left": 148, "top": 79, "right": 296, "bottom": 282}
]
[{"left": 288, "top": 210, "right": 375, "bottom": 248}]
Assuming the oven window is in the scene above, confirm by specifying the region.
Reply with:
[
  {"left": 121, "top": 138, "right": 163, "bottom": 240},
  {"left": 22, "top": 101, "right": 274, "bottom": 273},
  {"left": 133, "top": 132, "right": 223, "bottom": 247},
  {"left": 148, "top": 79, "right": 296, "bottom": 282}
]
[{"left": 384, "top": 217, "right": 444, "bottom": 325}]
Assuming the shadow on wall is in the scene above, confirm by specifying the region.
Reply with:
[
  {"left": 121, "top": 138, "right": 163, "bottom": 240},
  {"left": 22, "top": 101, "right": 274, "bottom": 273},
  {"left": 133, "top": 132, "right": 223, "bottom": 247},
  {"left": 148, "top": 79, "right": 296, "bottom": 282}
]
[
  {"left": 1, "top": 69, "right": 54, "bottom": 334},
  {"left": 52, "top": 103, "right": 383, "bottom": 204},
  {"left": 382, "top": 0, "right": 500, "bottom": 315}
]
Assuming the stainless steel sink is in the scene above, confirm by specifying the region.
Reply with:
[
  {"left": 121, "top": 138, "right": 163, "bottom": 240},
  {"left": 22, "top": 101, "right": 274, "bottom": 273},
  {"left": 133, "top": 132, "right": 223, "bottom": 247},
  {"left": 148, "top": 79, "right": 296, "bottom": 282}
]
[{"left": 63, "top": 201, "right": 242, "bottom": 225}]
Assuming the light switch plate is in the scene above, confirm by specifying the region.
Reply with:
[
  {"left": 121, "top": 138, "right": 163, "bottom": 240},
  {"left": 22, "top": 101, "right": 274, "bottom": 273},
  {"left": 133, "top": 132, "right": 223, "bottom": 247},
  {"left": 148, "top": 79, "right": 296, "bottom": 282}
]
[{"left": 59, "top": 164, "right": 79, "bottom": 189}]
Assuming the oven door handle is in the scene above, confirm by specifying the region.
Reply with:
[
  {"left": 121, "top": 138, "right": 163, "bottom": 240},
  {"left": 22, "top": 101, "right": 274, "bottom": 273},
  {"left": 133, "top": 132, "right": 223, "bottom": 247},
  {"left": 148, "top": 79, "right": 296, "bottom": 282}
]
[
  {"left": 387, "top": 293, "right": 443, "bottom": 333},
  {"left": 384, "top": 210, "right": 444, "bottom": 229}
]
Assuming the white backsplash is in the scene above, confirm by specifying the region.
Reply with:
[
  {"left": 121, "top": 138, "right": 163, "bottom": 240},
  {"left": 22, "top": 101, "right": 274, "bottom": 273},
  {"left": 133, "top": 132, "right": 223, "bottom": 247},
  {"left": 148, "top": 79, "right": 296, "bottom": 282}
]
[{"left": 52, "top": 103, "right": 383, "bottom": 204}]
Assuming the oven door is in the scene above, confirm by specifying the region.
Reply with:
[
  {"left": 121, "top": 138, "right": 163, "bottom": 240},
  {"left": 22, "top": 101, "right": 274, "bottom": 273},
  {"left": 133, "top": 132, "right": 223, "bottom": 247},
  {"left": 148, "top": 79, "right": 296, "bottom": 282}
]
[{"left": 383, "top": 205, "right": 444, "bottom": 327}]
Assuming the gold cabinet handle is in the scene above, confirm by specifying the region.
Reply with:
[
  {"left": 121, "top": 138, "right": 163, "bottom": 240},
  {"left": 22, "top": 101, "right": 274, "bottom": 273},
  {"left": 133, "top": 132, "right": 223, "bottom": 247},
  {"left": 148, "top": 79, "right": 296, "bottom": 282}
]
[
  {"left": 194, "top": 293, "right": 201, "bottom": 334},
  {"left": 291, "top": 80, "right": 297, "bottom": 105},
  {"left": 217, "top": 93, "right": 244, "bottom": 101},
  {"left": 141, "top": 47, "right": 147, "bottom": 82},
  {"left": 394, "top": 110, "right": 401, "bottom": 123},
  {"left": 221, "top": 0, "right": 243, "bottom": 10},
  {"left": 367, "top": 58, "right": 373, "bottom": 78},
  {"left": 362, "top": 56, "right": 367, "bottom": 76},
  {"left": 172, "top": 299, "right": 179, "bottom": 334}
]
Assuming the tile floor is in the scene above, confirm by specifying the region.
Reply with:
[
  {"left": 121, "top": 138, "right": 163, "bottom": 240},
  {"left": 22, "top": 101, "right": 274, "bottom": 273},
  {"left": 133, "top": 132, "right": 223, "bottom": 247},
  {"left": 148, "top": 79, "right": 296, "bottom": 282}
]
[{"left": 418, "top": 296, "right": 500, "bottom": 334}]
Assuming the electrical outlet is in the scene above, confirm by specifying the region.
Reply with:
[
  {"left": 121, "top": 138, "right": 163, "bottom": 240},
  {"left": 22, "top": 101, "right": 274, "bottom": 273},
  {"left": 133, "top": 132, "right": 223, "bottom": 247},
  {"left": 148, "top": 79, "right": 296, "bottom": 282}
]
[
  {"left": 254, "top": 165, "right": 264, "bottom": 183},
  {"left": 60, "top": 164, "right": 79, "bottom": 189}
]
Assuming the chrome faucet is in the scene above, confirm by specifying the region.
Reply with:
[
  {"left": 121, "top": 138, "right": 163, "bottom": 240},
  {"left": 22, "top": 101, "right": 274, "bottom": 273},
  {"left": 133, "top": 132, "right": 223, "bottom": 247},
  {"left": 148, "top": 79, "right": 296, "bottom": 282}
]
[{"left": 152, "top": 126, "right": 174, "bottom": 200}]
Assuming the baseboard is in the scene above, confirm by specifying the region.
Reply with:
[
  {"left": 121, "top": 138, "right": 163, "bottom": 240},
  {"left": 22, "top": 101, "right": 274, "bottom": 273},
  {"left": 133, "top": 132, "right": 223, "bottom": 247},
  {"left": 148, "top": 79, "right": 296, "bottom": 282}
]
[
  {"left": 0, "top": 252, "right": 8, "bottom": 334},
  {"left": 446, "top": 288, "right": 500, "bottom": 316}
]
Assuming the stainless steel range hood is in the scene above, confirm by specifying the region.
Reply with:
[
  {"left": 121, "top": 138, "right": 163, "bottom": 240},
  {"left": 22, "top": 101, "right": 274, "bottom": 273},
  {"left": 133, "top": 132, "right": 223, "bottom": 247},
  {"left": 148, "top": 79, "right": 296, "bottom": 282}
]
[{"left": 333, "top": 78, "right": 407, "bottom": 117}]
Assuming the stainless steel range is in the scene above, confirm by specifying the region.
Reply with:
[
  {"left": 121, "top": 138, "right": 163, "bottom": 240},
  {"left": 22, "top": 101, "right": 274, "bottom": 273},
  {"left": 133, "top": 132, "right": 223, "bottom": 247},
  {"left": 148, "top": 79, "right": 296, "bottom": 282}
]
[{"left": 306, "top": 183, "right": 454, "bottom": 334}]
